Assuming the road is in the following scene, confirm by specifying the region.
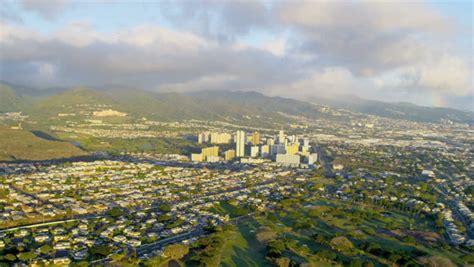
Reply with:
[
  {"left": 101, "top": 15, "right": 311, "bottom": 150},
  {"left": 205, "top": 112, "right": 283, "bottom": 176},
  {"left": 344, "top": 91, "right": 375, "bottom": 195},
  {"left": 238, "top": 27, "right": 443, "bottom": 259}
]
[
  {"left": 136, "top": 228, "right": 204, "bottom": 256},
  {"left": 90, "top": 212, "right": 258, "bottom": 265},
  {"left": 432, "top": 184, "right": 474, "bottom": 239},
  {"left": 0, "top": 217, "right": 93, "bottom": 234},
  {"left": 314, "top": 145, "right": 334, "bottom": 178},
  {"left": 0, "top": 177, "right": 277, "bottom": 233},
  {"left": 136, "top": 213, "right": 256, "bottom": 257}
]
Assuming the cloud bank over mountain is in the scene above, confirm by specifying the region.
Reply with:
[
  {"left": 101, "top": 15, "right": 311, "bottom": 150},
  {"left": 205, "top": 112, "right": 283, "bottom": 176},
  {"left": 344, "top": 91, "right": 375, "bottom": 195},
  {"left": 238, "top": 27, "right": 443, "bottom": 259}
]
[{"left": 0, "top": 1, "right": 472, "bottom": 109}]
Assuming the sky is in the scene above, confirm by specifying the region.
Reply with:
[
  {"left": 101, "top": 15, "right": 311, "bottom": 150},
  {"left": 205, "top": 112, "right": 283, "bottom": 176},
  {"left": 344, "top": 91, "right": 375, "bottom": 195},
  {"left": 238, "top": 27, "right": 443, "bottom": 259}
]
[{"left": 0, "top": 0, "right": 472, "bottom": 110}]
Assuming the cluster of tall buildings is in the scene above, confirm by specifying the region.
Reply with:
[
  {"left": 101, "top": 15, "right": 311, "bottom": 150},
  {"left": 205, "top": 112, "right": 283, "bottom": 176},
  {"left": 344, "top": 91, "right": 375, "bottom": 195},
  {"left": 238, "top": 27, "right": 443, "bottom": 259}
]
[
  {"left": 198, "top": 132, "right": 232, "bottom": 144},
  {"left": 191, "top": 130, "right": 318, "bottom": 168},
  {"left": 191, "top": 146, "right": 219, "bottom": 162}
]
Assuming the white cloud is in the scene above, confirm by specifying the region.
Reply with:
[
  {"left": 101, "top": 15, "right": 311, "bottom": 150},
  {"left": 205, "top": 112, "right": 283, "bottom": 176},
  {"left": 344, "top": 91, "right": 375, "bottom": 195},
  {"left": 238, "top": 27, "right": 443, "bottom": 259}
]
[
  {"left": 0, "top": 22, "right": 39, "bottom": 41},
  {"left": 259, "top": 37, "right": 287, "bottom": 57},
  {"left": 418, "top": 54, "right": 472, "bottom": 96},
  {"left": 275, "top": 1, "right": 456, "bottom": 74},
  {"left": 0, "top": 1, "right": 472, "bottom": 109},
  {"left": 20, "top": 0, "right": 67, "bottom": 20},
  {"left": 158, "top": 0, "right": 271, "bottom": 42},
  {"left": 118, "top": 25, "right": 210, "bottom": 51},
  {"left": 267, "top": 67, "right": 367, "bottom": 98},
  {"left": 0, "top": 21, "right": 296, "bottom": 91},
  {"left": 159, "top": 74, "right": 238, "bottom": 92},
  {"left": 35, "top": 61, "right": 56, "bottom": 82},
  {"left": 277, "top": 1, "right": 451, "bottom": 35}
]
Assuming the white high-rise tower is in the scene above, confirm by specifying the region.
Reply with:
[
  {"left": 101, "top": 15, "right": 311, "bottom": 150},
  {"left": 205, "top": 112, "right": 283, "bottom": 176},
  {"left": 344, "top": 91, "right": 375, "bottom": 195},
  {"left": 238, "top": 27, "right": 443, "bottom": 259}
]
[
  {"left": 236, "top": 130, "right": 245, "bottom": 157},
  {"left": 278, "top": 130, "right": 285, "bottom": 144}
]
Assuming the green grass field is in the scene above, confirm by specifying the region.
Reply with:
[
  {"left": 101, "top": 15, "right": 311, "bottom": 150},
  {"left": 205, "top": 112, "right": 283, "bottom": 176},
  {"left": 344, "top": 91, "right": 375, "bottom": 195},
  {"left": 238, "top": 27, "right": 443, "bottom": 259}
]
[
  {"left": 54, "top": 131, "right": 198, "bottom": 154},
  {"left": 220, "top": 221, "right": 271, "bottom": 267},
  {"left": 274, "top": 199, "right": 469, "bottom": 266},
  {"left": 0, "top": 128, "right": 88, "bottom": 161}
]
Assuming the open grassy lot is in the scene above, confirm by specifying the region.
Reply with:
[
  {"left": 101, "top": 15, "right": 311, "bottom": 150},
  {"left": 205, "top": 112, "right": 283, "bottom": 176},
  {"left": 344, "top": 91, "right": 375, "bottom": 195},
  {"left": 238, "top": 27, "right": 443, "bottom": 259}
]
[
  {"left": 220, "top": 221, "right": 270, "bottom": 267},
  {"left": 54, "top": 131, "right": 198, "bottom": 154},
  {"left": 210, "top": 201, "right": 251, "bottom": 218},
  {"left": 0, "top": 128, "right": 87, "bottom": 161}
]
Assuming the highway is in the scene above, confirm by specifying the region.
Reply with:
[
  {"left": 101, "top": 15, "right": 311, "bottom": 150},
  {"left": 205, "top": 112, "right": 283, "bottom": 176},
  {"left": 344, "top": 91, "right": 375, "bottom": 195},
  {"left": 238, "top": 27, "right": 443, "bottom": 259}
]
[{"left": 314, "top": 145, "right": 335, "bottom": 178}]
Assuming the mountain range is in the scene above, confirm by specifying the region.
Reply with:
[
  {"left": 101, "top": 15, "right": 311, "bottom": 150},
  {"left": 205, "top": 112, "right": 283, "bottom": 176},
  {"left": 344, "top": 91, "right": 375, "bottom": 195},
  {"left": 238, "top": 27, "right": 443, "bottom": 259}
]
[{"left": 0, "top": 82, "right": 472, "bottom": 125}]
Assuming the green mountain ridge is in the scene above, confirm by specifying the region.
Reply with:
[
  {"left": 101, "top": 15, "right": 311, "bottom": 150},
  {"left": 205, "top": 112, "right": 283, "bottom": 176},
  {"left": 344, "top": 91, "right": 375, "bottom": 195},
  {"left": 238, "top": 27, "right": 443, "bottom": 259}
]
[
  {"left": 1, "top": 82, "right": 472, "bottom": 124},
  {"left": 26, "top": 87, "right": 332, "bottom": 124},
  {"left": 307, "top": 95, "right": 474, "bottom": 124},
  {"left": 30, "top": 87, "right": 119, "bottom": 117},
  {"left": 0, "top": 84, "right": 30, "bottom": 112}
]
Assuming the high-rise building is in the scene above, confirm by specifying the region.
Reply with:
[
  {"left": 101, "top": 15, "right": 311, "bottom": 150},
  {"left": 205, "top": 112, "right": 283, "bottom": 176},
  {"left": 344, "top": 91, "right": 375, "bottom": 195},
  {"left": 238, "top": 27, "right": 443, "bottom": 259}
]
[
  {"left": 191, "top": 153, "right": 203, "bottom": 162},
  {"left": 269, "top": 144, "right": 285, "bottom": 156},
  {"left": 198, "top": 132, "right": 210, "bottom": 144},
  {"left": 250, "top": 146, "right": 259, "bottom": 157},
  {"left": 301, "top": 145, "right": 309, "bottom": 154},
  {"left": 278, "top": 130, "right": 285, "bottom": 144},
  {"left": 202, "top": 146, "right": 219, "bottom": 158},
  {"left": 285, "top": 143, "right": 299, "bottom": 155},
  {"left": 251, "top": 131, "right": 261, "bottom": 145},
  {"left": 288, "top": 135, "right": 296, "bottom": 143},
  {"left": 303, "top": 138, "right": 310, "bottom": 147},
  {"left": 224, "top": 149, "right": 236, "bottom": 161},
  {"left": 206, "top": 155, "right": 220, "bottom": 163},
  {"left": 210, "top": 132, "right": 232, "bottom": 144},
  {"left": 266, "top": 138, "right": 275, "bottom": 145},
  {"left": 307, "top": 153, "right": 318, "bottom": 165},
  {"left": 236, "top": 130, "right": 245, "bottom": 157},
  {"left": 260, "top": 145, "right": 270, "bottom": 158},
  {"left": 276, "top": 154, "right": 300, "bottom": 166}
]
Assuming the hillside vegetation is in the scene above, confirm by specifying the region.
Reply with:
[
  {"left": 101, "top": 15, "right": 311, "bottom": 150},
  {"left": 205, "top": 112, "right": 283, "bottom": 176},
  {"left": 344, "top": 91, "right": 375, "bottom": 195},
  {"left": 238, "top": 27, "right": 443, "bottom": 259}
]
[
  {"left": 27, "top": 87, "right": 331, "bottom": 123},
  {"left": 1, "top": 82, "right": 473, "bottom": 124},
  {"left": 308, "top": 95, "right": 474, "bottom": 124},
  {"left": 0, "top": 85, "right": 29, "bottom": 112}
]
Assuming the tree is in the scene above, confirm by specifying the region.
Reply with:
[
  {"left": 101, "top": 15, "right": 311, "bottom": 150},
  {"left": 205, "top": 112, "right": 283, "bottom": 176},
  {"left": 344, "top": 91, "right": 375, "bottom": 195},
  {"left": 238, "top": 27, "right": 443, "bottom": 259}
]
[
  {"left": 330, "top": 236, "right": 354, "bottom": 254},
  {"left": 108, "top": 207, "right": 125, "bottom": 217},
  {"left": 313, "top": 233, "right": 328, "bottom": 244},
  {"left": 163, "top": 243, "right": 189, "bottom": 259},
  {"left": 18, "top": 251, "right": 36, "bottom": 263},
  {"left": 158, "top": 214, "right": 172, "bottom": 222},
  {"left": 465, "top": 185, "right": 474, "bottom": 195},
  {"left": 91, "top": 245, "right": 112, "bottom": 256},
  {"left": 159, "top": 204, "right": 172, "bottom": 212},
  {"left": 267, "top": 240, "right": 285, "bottom": 257},
  {"left": 4, "top": 254, "right": 16, "bottom": 262},
  {"left": 461, "top": 254, "right": 474, "bottom": 264},
  {"left": 388, "top": 253, "right": 401, "bottom": 263},
  {"left": 275, "top": 257, "right": 290, "bottom": 267},
  {"left": 317, "top": 249, "right": 337, "bottom": 261},
  {"left": 267, "top": 213, "right": 278, "bottom": 222},
  {"left": 71, "top": 261, "right": 89, "bottom": 267},
  {"left": 349, "top": 258, "right": 363, "bottom": 267},
  {"left": 0, "top": 189, "right": 9, "bottom": 199},
  {"left": 403, "top": 235, "right": 416, "bottom": 244},
  {"left": 39, "top": 244, "right": 53, "bottom": 255},
  {"left": 418, "top": 256, "right": 455, "bottom": 267},
  {"left": 256, "top": 227, "right": 277, "bottom": 244}
]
